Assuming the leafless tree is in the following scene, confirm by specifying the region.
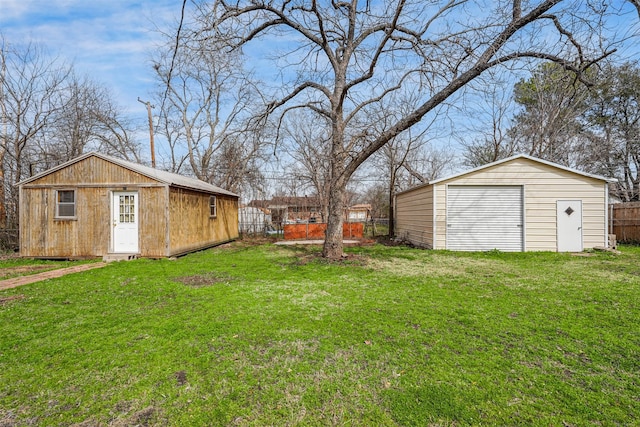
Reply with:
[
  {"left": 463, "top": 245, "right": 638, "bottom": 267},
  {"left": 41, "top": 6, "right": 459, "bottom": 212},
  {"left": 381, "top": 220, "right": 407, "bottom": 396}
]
[
  {"left": 460, "top": 73, "right": 520, "bottom": 167},
  {"left": 370, "top": 127, "right": 454, "bottom": 236},
  {"left": 33, "top": 73, "right": 141, "bottom": 171},
  {"left": 363, "top": 95, "right": 454, "bottom": 236},
  {"left": 152, "top": 18, "right": 267, "bottom": 193},
  {"left": 1, "top": 38, "right": 136, "bottom": 229},
  {"left": 0, "top": 40, "right": 71, "bottom": 228},
  {"left": 196, "top": 0, "right": 637, "bottom": 259},
  {"left": 281, "top": 110, "right": 332, "bottom": 221},
  {"left": 361, "top": 182, "right": 388, "bottom": 222},
  {"left": 209, "top": 130, "right": 268, "bottom": 195}
]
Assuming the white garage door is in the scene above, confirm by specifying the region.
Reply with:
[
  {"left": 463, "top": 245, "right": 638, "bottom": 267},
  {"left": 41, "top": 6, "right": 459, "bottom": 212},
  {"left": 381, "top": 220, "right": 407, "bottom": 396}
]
[{"left": 446, "top": 185, "right": 523, "bottom": 251}]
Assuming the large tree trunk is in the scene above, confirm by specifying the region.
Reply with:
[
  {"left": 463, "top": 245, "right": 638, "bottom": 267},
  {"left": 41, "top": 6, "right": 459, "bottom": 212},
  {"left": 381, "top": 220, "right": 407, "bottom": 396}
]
[
  {"left": 322, "top": 181, "right": 346, "bottom": 260},
  {"left": 388, "top": 165, "right": 396, "bottom": 238}
]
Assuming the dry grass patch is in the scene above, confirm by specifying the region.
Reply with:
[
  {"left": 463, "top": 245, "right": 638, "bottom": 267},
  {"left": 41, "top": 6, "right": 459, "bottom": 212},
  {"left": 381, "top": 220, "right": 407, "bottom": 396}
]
[
  {"left": 0, "top": 294, "right": 25, "bottom": 305},
  {"left": 173, "top": 273, "right": 233, "bottom": 287},
  {"left": 367, "top": 253, "right": 507, "bottom": 278}
]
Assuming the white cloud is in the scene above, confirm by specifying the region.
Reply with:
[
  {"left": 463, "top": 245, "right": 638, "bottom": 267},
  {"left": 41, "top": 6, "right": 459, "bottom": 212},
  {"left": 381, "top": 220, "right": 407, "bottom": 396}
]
[
  {"left": 0, "top": 0, "right": 34, "bottom": 20},
  {"left": 0, "top": 0, "right": 179, "bottom": 111}
]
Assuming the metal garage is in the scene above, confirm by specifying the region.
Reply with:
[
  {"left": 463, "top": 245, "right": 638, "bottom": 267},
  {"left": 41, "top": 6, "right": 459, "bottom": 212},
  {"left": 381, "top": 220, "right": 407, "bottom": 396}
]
[{"left": 394, "top": 154, "right": 615, "bottom": 252}]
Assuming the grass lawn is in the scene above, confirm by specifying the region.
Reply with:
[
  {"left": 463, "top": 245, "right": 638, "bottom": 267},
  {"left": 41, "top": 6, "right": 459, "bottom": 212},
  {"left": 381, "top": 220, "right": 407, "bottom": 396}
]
[{"left": 1, "top": 242, "right": 639, "bottom": 426}]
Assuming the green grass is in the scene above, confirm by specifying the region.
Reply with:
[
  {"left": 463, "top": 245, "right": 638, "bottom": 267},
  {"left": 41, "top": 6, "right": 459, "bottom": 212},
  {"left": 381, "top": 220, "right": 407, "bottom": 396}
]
[{"left": 1, "top": 243, "right": 639, "bottom": 425}]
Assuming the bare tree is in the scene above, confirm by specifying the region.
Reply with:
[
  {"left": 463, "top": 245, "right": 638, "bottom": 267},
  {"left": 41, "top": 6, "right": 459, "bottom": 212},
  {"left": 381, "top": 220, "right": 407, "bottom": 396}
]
[
  {"left": 0, "top": 40, "right": 71, "bottom": 228},
  {"left": 153, "top": 18, "right": 267, "bottom": 192},
  {"left": 461, "top": 74, "right": 519, "bottom": 167},
  {"left": 209, "top": 130, "right": 268, "bottom": 194},
  {"left": 364, "top": 95, "right": 454, "bottom": 236},
  {"left": 197, "top": 0, "right": 637, "bottom": 259},
  {"left": 33, "top": 73, "right": 141, "bottom": 171},
  {"left": 282, "top": 110, "right": 332, "bottom": 221},
  {"left": 370, "top": 130, "right": 454, "bottom": 237},
  {"left": 0, "top": 38, "right": 136, "bottom": 229}
]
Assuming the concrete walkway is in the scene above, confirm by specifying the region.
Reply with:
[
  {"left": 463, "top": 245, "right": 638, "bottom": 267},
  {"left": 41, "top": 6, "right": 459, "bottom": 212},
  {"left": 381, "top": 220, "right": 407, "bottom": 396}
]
[{"left": 0, "top": 263, "right": 107, "bottom": 290}]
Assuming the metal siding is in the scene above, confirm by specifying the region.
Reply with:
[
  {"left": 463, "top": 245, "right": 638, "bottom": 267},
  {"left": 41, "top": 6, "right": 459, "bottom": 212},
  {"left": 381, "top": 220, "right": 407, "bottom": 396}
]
[
  {"left": 395, "top": 184, "right": 434, "bottom": 247},
  {"left": 447, "top": 185, "right": 523, "bottom": 251}
]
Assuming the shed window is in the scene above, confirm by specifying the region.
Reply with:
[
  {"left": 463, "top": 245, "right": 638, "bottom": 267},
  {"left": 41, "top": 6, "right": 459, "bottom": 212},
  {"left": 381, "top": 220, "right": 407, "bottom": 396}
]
[
  {"left": 209, "top": 195, "right": 217, "bottom": 217},
  {"left": 56, "top": 190, "right": 76, "bottom": 218}
]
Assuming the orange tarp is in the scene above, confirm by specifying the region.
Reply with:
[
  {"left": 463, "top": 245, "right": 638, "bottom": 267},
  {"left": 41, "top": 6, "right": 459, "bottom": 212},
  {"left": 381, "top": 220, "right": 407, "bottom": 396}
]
[{"left": 283, "top": 222, "right": 363, "bottom": 240}]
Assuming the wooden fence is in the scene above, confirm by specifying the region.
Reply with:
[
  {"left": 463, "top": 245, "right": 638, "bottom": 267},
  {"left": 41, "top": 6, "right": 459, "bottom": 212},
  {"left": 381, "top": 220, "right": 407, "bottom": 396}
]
[
  {"left": 611, "top": 202, "right": 640, "bottom": 244},
  {"left": 283, "top": 222, "right": 364, "bottom": 240}
]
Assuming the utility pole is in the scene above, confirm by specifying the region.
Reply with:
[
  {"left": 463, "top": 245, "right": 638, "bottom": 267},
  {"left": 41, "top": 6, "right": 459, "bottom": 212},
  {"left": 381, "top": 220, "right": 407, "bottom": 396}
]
[
  {"left": 137, "top": 97, "right": 156, "bottom": 168},
  {"left": 0, "top": 42, "right": 8, "bottom": 229}
]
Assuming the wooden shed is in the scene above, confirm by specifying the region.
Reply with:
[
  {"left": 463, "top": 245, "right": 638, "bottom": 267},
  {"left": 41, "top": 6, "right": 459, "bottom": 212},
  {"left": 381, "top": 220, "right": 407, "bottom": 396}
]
[
  {"left": 395, "top": 154, "right": 615, "bottom": 252},
  {"left": 17, "top": 152, "right": 239, "bottom": 259}
]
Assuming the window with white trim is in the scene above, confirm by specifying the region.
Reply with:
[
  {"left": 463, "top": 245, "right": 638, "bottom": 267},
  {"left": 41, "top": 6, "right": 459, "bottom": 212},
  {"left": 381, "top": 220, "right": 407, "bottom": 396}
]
[
  {"left": 56, "top": 189, "right": 76, "bottom": 218},
  {"left": 209, "top": 195, "right": 217, "bottom": 217}
]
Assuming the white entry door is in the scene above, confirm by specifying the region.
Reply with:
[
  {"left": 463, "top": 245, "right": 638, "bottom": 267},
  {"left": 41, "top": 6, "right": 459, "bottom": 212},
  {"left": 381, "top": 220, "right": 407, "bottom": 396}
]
[
  {"left": 112, "top": 191, "right": 139, "bottom": 253},
  {"left": 557, "top": 200, "right": 582, "bottom": 252}
]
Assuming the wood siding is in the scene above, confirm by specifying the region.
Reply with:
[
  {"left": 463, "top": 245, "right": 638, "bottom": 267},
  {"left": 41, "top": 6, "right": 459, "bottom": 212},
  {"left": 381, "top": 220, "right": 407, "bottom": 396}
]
[
  {"left": 395, "top": 184, "right": 434, "bottom": 247},
  {"left": 25, "top": 155, "right": 159, "bottom": 186},
  {"left": 20, "top": 157, "right": 165, "bottom": 258},
  {"left": 138, "top": 187, "right": 169, "bottom": 257},
  {"left": 19, "top": 155, "right": 239, "bottom": 258},
  {"left": 168, "top": 189, "right": 238, "bottom": 256},
  {"left": 20, "top": 186, "right": 111, "bottom": 258}
]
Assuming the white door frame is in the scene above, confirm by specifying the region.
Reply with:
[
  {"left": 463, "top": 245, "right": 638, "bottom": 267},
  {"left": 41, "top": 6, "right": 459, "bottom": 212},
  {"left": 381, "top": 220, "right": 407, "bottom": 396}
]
[
  {"left": 557, "top": 200, "right": 583, "bottom": 252},
  {"left": 111, "top": 191, "right": 140, "bottom": 253}
]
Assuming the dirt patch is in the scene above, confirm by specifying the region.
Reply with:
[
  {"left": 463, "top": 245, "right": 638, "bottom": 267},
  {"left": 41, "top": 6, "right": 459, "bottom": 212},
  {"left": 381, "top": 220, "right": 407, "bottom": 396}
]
[
  {"left": 70, "top": 419, "right": 102, "bottom": 427},
  {"left": 174, "top": 273, "right": 232, "bottom": 288},
  {"left": 0, "top": 411, "right": 18, "bottom": 427},
  {"left": 0, "top": 252, "right": 19, "bottom": 261},
  {"left": 374, "top": 235, "right": 404, "bottom": 246},
  {"left": 174, "top": 370, "right": 188, "bottom": 386},
  {"left": 291, "top": 251, "right": 368, "bottom": 267},
  {"left": 106, "top": 406, "right": 164, "bottom": 427},
  {"left": 123, "top": 407, "right": 159, "bottom": 426},
  {"left": 0, "top": 295, "right": 25, "bottom": 306},
  {"left": 375, "top": 235, "right": 431, "bottom": 249},
  {"left": 225, "top": 236, "right": 280, "bottom": 248}
]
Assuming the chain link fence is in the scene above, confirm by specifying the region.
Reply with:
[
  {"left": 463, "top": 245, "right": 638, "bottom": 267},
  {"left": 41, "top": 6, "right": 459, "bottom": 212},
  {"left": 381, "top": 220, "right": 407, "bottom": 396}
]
[{"left": 0, "top": 229, "right": 19, "bottom": 253}]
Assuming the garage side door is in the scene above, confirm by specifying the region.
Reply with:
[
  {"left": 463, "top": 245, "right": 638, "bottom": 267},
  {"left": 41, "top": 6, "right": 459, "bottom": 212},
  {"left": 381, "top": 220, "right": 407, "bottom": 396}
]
[{"left": 447, "top": 185, "right": 523, "bottom": 251}]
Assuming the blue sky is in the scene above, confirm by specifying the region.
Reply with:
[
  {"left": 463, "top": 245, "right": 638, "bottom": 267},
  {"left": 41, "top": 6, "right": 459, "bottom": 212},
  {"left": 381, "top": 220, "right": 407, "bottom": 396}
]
[
  {"left": 2, "top": 0, "right": 639, "bottom": 168},
  {"left": 0, "top": 0, "right": 180, "bottom": 115},
  {"left": 3, "top": 0, "right": 639, "bottom": 115}
]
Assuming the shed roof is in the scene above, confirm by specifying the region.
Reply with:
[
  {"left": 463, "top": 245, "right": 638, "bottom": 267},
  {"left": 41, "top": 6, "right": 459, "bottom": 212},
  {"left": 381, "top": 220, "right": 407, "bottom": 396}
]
[
  {"left": 397, "top": 154, "right": 617, "bottom": 196},
  {"left": 17, "top": 152, "right": 239, "bottom": 197}
]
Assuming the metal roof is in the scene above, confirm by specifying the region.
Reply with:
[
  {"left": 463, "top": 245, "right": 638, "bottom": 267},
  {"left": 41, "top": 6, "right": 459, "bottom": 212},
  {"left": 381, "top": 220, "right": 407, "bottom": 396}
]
[
  {"left": 397, "top": 154, "right": 617, "bottom": 196},
  {"left": 17, "top": 151, "right": 239, "bottom": 197}
]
